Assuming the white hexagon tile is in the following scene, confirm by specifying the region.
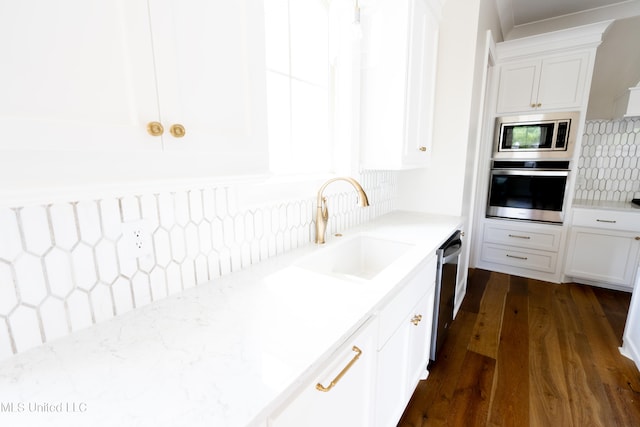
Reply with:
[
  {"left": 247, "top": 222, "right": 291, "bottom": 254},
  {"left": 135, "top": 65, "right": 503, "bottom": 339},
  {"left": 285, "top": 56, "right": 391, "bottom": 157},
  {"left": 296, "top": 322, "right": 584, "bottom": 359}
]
[
  {"left": 575, "top": 118, "right": 640, "bottom": 201},
  {"left": 0, "top": 170, "right": 398, "bottom": 360}
]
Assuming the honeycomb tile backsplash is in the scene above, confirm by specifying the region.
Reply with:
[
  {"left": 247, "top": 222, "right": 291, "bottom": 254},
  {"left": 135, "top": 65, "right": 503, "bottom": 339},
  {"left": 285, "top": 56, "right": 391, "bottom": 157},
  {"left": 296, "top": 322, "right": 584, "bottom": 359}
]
[
  {"left": 0, "top": 171, "right": 398, "bottom": 360},
  {"left": 574, "top": 118, "right": 640, "bottom": 201}
]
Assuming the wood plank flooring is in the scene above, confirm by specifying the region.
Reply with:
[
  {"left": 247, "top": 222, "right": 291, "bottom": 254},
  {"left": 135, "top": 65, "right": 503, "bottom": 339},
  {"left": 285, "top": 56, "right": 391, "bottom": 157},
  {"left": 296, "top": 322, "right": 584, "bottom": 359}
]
[{"left": 397, "top": 269, "right": 640, "bottom": 427}]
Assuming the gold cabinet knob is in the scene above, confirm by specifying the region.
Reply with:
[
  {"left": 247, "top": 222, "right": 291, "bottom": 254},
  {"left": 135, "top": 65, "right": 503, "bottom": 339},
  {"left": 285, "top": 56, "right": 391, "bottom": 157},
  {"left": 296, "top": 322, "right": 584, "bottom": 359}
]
[
  {"left": 419, "top": 146, "right": 427, "bottom": 152},
  {"left": 635, "top": 236, "right": 640, "bottom": 241},
  {"left": 531, "top": 103, "right": 536, "bottom": 108},
  {"left": 169, "top": 124, "right": 186, "bottom": 138},
  {"left": 146, "top": 121, "right": 164, "bottom": 136},
  {"left": 411, "top": 314, "right": 423, "bottom": 326},
  {"left": 536, "top": 103, "right": 542, "bottom": 108}
]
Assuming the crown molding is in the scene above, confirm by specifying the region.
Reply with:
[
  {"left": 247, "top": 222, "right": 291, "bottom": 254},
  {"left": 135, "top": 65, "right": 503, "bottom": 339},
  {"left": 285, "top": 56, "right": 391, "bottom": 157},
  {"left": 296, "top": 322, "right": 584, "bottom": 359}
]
[{"left": 496, "top": 20, "right": 614, "bottom": 62}]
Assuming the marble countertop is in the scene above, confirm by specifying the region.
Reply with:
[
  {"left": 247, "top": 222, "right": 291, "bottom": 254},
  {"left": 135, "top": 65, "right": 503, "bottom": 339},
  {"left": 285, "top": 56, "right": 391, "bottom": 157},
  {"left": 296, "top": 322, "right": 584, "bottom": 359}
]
[
  {"left": 0, "top": 211, "right": 462, "bottom": 427},
  {"left": 572, "top": 199, "right": 640, "bottom": 212}
]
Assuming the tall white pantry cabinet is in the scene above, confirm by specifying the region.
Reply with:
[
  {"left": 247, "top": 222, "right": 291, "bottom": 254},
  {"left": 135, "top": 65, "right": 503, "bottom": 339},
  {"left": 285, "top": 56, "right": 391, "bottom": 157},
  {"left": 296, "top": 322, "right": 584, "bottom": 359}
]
[
  {"left": 472, "top": 22, "right": 612, "bottom": 284},
  {"left": 0, "top": 0, "right": 269, "bottom": 193}
]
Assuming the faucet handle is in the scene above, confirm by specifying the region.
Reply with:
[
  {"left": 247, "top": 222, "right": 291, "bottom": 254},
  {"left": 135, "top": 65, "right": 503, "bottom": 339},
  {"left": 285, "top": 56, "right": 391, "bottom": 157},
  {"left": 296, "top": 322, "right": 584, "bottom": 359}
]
[{"left": 321, "top": 197, "right": 329, "bottom": 221}]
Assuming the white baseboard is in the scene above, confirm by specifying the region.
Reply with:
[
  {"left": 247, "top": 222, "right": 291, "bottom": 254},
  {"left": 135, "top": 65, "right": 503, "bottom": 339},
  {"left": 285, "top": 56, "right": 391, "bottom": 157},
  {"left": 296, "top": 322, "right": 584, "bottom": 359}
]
[{"left": 620, "top": 339, "right": 640, "bottom": 372}]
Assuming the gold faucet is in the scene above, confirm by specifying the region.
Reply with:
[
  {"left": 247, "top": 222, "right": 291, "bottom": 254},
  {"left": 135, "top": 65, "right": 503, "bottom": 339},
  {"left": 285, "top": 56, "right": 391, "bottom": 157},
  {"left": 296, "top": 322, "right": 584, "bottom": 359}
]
[{"left": 315, "top": 177, "right": 370, "bottom": 244}]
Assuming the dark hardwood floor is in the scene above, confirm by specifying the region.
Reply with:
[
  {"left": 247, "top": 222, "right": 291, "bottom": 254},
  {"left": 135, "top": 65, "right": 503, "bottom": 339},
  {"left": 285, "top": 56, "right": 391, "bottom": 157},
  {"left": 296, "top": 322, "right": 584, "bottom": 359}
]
[{"left": 398, "top": 269, "right": 640, "bottom": 427}]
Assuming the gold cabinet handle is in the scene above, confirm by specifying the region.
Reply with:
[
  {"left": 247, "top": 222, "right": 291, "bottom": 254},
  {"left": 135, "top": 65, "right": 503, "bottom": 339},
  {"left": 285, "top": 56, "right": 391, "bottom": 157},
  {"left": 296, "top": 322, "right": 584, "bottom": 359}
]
[
  {"left": 531, "top": 103, "right": 536, "bottom": 108},
  {"left": 169, "top": 123, "right": 186, "bottom": 138},
  {"left": 147, "top": 121, "right": 164, "bottom": 136},
  {"left": 537, "top": 103, "right": 542, "bottom": 107},
  {"left": 419, "top": 146, "right": 427, "bottom": 152},
  {"left": 411, "top": 314, "right": 423, "bottom": 326},
  {"left": 316, "top": 346, "right": 362, "bottom": 392},
  {"left": 635, "top": 236, "right": 640, "bottom": 241}
]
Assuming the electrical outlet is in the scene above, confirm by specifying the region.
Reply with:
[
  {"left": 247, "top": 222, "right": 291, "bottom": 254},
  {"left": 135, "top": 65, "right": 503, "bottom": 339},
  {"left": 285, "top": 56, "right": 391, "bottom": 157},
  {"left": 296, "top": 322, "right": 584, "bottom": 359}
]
[{"left": 121, "top": 219, "right": 152, "bottom": 258}]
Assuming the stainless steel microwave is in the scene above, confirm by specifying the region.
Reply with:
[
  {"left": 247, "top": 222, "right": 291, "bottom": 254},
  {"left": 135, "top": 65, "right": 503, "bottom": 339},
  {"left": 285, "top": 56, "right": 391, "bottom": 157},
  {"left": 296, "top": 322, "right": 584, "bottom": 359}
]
[{"left": 494, "top": 111, "right": 579, "bottom": 159}]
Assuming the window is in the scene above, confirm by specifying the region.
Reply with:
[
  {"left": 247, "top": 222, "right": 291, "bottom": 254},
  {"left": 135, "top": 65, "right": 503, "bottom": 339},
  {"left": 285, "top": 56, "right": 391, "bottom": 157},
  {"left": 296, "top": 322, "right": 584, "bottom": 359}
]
[{"left": 263, "top": 0, "right": 332, "bottom": 174}]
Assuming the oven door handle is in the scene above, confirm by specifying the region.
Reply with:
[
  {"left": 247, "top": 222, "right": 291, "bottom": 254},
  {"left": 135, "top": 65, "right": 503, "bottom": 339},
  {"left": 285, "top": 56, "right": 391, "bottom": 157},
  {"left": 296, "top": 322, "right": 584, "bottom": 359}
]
[{"left": 491, "top": 169, "right": 569, "bottom": 177}]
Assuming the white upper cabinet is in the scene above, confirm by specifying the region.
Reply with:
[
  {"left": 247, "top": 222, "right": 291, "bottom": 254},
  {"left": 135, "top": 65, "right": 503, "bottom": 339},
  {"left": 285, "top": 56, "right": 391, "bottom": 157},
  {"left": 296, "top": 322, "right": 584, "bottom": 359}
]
[
  {"left": 0, "top": 1, "right": 158, "bottom": 152},
  {"left": 0, "top": 0, "right": 268, "bottom": 183},
  {"left": 404, "top": 0, "right": 440, "bottom": 165},
  {"left": 360, "top": 0, "right": 440, "bottom": 170},
  {"left": 148, "top": 0, "right": 267, "bottom": 159},
  {"left": 493, "top": 21, "right": 613, "bottom": 117},
  {"left": 495, "top": 52, "right": 590, "bottom": 114}
]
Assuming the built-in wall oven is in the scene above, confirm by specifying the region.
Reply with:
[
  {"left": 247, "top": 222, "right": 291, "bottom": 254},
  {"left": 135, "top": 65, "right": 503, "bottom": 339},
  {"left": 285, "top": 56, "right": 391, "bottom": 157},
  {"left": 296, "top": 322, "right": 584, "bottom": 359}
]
[
  {"left": 486, "top": 111, "right": 578, "bottom": 224},
  {"left": 487, "top": 160, "right": 570, "bottom": 223}
]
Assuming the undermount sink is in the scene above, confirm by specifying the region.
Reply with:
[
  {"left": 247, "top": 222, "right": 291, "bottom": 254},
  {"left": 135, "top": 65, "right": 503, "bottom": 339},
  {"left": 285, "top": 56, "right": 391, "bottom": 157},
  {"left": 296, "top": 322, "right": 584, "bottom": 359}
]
[{"left": 297, "top": 235, "right": 413, "bottom": 280}]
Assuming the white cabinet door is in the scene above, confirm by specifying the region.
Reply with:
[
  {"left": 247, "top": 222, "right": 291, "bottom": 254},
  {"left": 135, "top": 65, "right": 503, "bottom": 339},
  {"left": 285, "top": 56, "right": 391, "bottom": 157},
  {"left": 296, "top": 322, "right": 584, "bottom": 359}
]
[
  {"left": 375, "top": 310, "right": 411, "bottom": 427},
  {"left": 495, "top": 53, "right": 589, "bottom": 114},
  {"left": 0, "top": 0, "right": 158, "bottom": 152},
  {"left": 375, "top": 289, "right": 434, "bottom": 427},
  {"left": 621, "top": 270, "right": 640, "bottom": 368},
  {"left": 406, "top": 288, "right": 435, "bottom": 386},
  {"left": 495, "top": 59, "right": 540, "bottom": 115},
  {"left": 360, "top": 0, "right": 439, "bottom": 170},
  {"left": 269, "top": 318, "right": 377, "bottom": 427},
  {"left": 565, "top": 227, "right": 640, "bottom": 289},
  {"left": 537, "top": 53, "right": 589, "bottom": 111},
  {"left": 374, "top": 256, "right": 437, "bottom": 427},
  {"left": 403, "top": 0, "right": 439, "bottom": 166},
  {"left": 0, "top": 0, "right": 268, "bottom": 186},
  {"left": 149, "top": 0, "right": 268, "bottom": 171}
]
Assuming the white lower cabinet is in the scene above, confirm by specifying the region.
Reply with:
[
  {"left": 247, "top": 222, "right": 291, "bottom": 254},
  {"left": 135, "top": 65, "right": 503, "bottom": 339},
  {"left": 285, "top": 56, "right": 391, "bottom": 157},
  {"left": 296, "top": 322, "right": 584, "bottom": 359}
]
[
  {"left": 565, "top": 228, "right": 640, "bottom": 289},
  {"left": 477, "top": 219, "right": 563, "bottom": 281},
  {"left": 269, "top": 317, "right": 378, "bottom": 427},
  {"left": 565, "top": 208, "right": 640, "bottom": 290},
  {"left": 375, "top": 257, "right": 437, "bottom": 427},
  {"left": 269, "top": 255, "right": 438, "bottom": 427},
  {"left": 375, "top": 288, "right": 434, "bottom": 427},
  {"left": 407, "top": 289, "right": 435, "bottom": 385}
]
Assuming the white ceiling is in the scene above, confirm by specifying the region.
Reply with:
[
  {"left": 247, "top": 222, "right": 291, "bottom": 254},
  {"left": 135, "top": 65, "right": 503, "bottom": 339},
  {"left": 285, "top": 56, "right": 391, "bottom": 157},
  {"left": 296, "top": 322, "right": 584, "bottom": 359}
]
[
  {"left": 495, "top": 0, "right": 640, "bottom": 119},
  {"left": 510, "top": 0, "right": 627, "bottom": 26}
]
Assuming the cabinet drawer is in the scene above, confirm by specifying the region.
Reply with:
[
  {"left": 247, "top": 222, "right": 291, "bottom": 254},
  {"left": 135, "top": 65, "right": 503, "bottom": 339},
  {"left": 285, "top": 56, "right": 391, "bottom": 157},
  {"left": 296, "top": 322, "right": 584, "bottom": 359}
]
[
  {"left": 572, "top": 209, "right": 640, "bottom": 232},
  {"left": 270, "top": 317, "right": 378, "bottom": 427},
  {"left": 481, "top": 243, "right": 558, "bottom": 273},
  {"left": 377, "top": 256, "right": 437, "bottom": 349},
  {"left": 483, "top": 223, "right": 562, "bottom": 251}
]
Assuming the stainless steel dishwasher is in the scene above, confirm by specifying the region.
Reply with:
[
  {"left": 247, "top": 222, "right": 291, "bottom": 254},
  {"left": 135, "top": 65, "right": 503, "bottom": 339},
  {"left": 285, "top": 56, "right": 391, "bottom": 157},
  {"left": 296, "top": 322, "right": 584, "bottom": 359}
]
[{"left": 430, "top": 230, "right": 462, "bottom": 362}]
